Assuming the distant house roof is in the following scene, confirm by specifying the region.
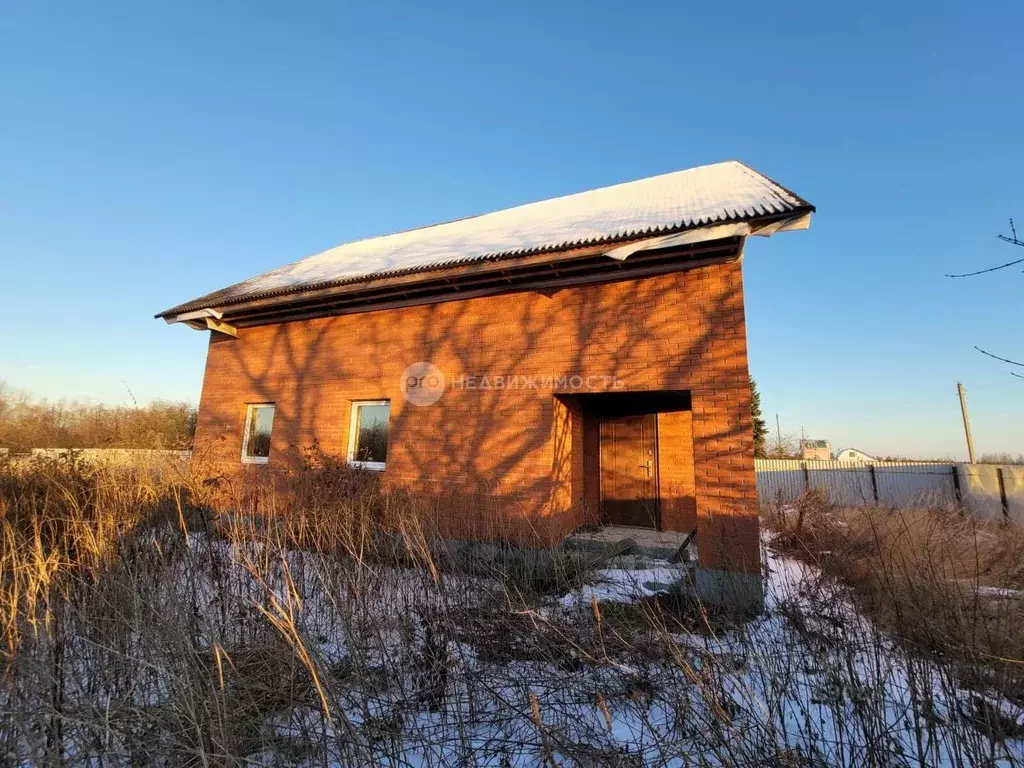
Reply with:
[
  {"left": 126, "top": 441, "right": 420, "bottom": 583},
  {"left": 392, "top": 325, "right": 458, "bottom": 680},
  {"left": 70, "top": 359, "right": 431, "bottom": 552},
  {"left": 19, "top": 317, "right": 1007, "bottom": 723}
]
[
  {"left": 836, "top": 448, "right": 877, "bottom": 461},
  {"left": 158, "top": 160, "right": 813, "bottom": 322}
]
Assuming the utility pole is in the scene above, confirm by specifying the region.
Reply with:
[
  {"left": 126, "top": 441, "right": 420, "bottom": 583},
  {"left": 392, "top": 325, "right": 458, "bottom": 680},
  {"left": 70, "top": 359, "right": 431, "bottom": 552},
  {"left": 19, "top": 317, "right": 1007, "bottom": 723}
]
[
  {"left": 775, "top": 413, "right": 782, "bottom": 455},
  {"left": 957, "top": 382, "right": 977, "bottom": 464}
]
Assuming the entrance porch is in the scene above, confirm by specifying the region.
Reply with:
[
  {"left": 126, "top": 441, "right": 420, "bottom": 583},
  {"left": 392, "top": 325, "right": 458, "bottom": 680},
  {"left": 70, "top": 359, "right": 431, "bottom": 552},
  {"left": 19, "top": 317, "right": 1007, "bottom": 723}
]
[{"left": 553, "top": 389, "right": 763, "bottom": 612}]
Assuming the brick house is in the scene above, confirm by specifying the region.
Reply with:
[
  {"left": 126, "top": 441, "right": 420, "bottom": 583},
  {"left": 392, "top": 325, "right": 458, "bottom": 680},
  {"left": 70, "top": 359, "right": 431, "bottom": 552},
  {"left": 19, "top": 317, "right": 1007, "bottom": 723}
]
[{"left": 158, "top": 160, "right": 813, "bottom": 608}]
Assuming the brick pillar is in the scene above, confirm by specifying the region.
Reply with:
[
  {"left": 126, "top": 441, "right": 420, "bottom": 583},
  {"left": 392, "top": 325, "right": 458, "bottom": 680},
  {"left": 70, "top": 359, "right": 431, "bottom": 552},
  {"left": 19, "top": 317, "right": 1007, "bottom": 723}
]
[{"left": 691, "top": 383, "right": 762, "bottom": 612}]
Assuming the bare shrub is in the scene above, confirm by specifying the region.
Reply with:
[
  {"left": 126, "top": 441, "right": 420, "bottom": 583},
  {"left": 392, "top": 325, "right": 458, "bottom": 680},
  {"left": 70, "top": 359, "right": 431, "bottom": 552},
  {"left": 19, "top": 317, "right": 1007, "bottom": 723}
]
[
  {"left": 770, "top": 494, "right": 1024, "bottom": 706},
  {"left": 1, "top": 457, "right": 1023, "bottom": 764},
  {"left": 0, "top": 382, "right": 196, "bottom": 452}
]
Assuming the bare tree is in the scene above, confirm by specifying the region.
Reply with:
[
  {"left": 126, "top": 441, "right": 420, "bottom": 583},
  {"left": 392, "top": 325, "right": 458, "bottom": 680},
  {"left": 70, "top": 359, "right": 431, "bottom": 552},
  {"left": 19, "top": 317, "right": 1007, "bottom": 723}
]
[
  {"left": 766, "top": 431, "right": 802, "bottom": 459},
  {"left": 0, "top": 381, "right": 197, "bottom": 452},
  {"left": 947, "top": 219, "right": 1024, "bottom": 378}
]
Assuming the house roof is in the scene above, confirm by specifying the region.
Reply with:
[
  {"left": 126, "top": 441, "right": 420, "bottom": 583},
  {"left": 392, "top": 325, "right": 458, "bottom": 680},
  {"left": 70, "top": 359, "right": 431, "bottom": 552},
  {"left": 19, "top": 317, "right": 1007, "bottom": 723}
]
[
  {"left": 836, "top": 448, "right": 877, "bottom": 459},
  {"left": 158, "top": 160, "right": 813, "bottom": 320}
]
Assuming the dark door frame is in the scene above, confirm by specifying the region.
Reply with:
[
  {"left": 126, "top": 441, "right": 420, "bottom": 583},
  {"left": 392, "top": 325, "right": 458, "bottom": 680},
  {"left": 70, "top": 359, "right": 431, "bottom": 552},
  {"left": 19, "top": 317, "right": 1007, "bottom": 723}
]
[{"left": 598, "top": 412, "right": 661, "bottom": 530}]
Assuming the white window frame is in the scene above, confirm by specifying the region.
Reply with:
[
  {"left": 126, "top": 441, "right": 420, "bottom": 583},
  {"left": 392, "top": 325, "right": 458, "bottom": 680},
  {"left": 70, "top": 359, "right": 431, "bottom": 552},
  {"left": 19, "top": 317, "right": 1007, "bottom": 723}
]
[
  {"left": 347, "top": 400, "right": 390, "bottom": 471},
  {"left": 241, "top": 403, "right": 275, "bottom": 464}
]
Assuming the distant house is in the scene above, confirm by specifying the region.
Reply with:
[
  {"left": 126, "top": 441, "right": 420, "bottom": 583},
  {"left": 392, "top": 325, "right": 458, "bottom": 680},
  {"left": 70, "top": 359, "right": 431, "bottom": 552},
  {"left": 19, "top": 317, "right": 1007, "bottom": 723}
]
[
  {"left": 800, "top": 439, "right": 832, "bottom": 461},
  {"left": 157, "top": 160, "right": 814, "bottom": 609},
  {"left": 835, "top": 447, "right": 877, "bottom": 463}
]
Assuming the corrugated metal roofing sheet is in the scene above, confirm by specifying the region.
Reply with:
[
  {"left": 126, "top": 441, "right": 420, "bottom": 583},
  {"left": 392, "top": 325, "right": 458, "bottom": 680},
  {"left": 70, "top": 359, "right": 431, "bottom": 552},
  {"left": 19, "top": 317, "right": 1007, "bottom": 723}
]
[{"left": 159, "top": 160, "right": 812, "bottom": 318}]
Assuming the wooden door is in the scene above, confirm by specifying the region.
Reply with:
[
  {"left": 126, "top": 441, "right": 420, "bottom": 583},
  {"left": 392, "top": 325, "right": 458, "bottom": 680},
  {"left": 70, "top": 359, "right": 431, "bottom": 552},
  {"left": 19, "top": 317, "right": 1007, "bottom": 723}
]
[{"left": 599, "top": 414, "right": 659, "bottom": 528}]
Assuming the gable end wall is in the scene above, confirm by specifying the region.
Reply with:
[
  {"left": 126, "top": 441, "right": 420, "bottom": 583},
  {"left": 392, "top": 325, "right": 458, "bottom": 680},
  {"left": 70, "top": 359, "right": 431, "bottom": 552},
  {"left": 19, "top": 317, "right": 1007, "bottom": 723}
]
[{"left": 192, "top": 258, "right": 758, "bottom": 573}]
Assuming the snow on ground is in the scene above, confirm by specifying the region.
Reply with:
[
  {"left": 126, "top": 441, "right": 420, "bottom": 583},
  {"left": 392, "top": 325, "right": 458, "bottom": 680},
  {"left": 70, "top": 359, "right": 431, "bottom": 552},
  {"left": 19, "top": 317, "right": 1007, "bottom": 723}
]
[
  {"left": 548, "top": 532, "right": 1024, "bottom": 766},
  {"left": 190, "top": 534, "right": 1024, "bottom": 765},
  {"left": 558, "top": 559, "right": 684, "bottom": 609},
  {"left": 13, "top": 529, "right": 1024, "bottom": 766}
]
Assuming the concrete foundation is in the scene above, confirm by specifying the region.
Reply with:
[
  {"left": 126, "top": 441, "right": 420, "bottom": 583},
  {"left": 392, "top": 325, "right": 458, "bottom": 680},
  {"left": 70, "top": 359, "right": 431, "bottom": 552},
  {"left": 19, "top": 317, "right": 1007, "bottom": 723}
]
[
  {"left": 564, "top": 525, "right": 692, "bottom": 560},
  {"left": 564, "top": 525, "right": 764, "bottom": 614},
  {"left": 692, "top": 567, "right": 764, "bottom": 614}
]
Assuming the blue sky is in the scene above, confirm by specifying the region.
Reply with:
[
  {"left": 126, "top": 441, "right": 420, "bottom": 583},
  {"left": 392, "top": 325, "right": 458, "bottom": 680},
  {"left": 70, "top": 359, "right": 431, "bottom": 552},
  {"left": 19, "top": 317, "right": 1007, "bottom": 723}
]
[{"left": 1, "top": 0, "right": 1021, "bottom": 460}]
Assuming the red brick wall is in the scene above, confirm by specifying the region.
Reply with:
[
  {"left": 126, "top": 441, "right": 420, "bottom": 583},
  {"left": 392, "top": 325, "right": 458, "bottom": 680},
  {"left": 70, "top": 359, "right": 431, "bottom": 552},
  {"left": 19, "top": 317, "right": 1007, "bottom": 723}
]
[
  {"left": 657, "top": 410, "right": 697, "bottom": 534},
  {"left": 192, "top": 257, "right": 759, "bottom": 572},
  {"left": 582, "top": 412, "right": 601, "bottom": 525}
]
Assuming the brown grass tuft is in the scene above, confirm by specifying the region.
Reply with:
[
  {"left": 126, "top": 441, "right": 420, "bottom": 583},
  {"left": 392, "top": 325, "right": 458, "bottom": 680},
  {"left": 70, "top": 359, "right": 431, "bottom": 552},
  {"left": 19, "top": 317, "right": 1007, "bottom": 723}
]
[{"left": 769, "top": 491, "right": 1024, "bottom": 703}]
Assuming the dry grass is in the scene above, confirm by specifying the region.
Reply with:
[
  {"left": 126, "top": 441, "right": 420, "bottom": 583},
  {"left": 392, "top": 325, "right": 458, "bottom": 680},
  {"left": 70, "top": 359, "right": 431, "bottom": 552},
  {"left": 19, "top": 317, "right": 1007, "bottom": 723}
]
[
  {"left": 768, "top": 489, "right": 1024, "bottom": 707},
  {"left": 1, "top": 454, "right": 1023, "bottom": 765}
]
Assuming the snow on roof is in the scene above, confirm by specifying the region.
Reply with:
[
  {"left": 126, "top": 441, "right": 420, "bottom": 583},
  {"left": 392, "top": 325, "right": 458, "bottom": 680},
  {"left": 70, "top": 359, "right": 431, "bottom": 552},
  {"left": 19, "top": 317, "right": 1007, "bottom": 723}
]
[
  {"left": 836, "top": 448, "right": 878, "bottom": 460},
  {"left": 159, "top": 160, "right": 813, "bottom": 317}
]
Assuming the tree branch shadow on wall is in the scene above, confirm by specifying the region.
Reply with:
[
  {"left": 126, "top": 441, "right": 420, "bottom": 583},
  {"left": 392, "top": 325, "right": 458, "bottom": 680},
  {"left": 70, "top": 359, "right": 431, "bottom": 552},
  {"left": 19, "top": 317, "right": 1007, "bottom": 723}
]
[{"left": 194, "top": 254, "right": 759, "bottom": 570}]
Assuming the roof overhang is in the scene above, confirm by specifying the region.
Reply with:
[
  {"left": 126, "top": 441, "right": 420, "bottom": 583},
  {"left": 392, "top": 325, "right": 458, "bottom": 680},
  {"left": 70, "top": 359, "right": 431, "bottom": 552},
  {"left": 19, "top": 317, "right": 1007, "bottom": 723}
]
[
  {"left": 161, "top": 210, "right": 811, "bottom": 331},
  {"left": 604, "top": 211, "right": 811, "bottom": 261},
  {"left": 159, "top": 160, "right": 815, "bottom": 327},
  {"left": 164, "top": 308, "right": 237, "bottom": 336}
]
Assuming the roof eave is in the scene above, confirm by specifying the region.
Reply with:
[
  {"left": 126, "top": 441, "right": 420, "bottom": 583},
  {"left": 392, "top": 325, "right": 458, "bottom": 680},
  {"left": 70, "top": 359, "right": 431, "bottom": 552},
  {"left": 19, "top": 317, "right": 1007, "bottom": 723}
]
[{"left": 157, "top": 207, "right": 813, "bottom": 325}]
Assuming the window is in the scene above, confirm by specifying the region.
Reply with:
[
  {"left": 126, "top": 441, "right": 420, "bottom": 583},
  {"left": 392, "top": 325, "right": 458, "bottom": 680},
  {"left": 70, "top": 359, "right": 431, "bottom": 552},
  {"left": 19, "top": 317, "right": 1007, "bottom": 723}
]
[
  {"left": 348, "top": 400, "right": 390, "bottom": 471},
  {"left": 242, "top": 404, "right": 275, "bottom": 463}
]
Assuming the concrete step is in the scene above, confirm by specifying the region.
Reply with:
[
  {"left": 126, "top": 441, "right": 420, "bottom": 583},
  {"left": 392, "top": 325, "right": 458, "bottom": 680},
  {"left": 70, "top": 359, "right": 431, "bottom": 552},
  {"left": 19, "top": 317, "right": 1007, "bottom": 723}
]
[{"left": 564, "top": 525, "right": 694, "bottom": 561}]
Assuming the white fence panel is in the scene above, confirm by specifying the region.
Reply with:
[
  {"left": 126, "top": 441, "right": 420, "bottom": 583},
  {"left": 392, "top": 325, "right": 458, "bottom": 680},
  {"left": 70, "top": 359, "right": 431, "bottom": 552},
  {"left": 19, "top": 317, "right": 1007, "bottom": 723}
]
[
  {"left": 755, "top": 460, "right": 806, "bottom": 505},
  {"left": 874, "top": 463, "right": 957, "bottom": 507},
  {"left": 755, "top": 459, "right": 1024, "bottom": 523},
  {"left": 756, "top": 459, "right": 962, "bottom": 508},
  {"left": 13, "top": 448, "right": 192, "bottom": 468},
  {"left": 30, "top": 448, "right": 191, "bottom": 462},
  {"left": 756, "top": 460, "right": 888, "bottom": 506},
  {"left": 807, "top": 463, "right": 876, "bottom": 506}
]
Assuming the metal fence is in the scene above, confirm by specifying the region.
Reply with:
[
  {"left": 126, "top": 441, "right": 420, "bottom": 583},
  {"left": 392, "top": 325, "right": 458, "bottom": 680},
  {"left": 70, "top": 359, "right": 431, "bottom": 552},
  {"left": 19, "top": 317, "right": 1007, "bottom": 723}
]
[{"left": 755, "top": 459, "right": 1024, "bottom": 524}]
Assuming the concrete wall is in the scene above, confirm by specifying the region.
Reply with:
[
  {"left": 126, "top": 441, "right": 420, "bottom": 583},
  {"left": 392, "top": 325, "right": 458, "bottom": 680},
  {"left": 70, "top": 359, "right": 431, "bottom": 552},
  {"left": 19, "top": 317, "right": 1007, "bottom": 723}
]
[{"left": 959, "top": 464, "right": 1024, "bottom": 524}]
